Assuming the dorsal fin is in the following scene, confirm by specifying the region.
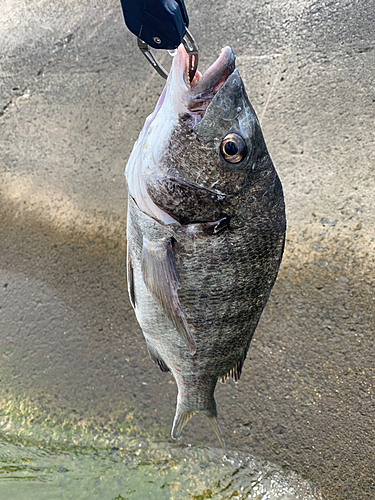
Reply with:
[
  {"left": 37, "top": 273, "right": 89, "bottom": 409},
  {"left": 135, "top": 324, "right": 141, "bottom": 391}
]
[
  {"left": 219, "top": 343, "right": 251, "bottom": 384},
  {"left": 141, "top": 237, "right": 196, "bottom": 355}
]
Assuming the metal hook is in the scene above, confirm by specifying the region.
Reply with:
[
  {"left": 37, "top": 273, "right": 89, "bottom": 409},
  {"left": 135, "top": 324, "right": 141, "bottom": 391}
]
[
  {"left": 137, "top": 27, "right": 199, "bottom": 81},
  {"left": 137, "top": 38, "right": 169, "bottom": 79},
  {"left": 182, "top": 28, "right": 199, "bottom": 83}
]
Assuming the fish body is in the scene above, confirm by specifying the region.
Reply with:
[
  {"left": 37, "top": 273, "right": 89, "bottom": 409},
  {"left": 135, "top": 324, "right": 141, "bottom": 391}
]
[{"left": 125, "top": 46, "right": 286, "bottom": 445}]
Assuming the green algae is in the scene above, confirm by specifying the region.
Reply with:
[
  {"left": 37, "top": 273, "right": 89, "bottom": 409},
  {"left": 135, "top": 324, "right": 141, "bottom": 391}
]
[{"left": 0, "top": 392, "right": 142, "bottom": 450}]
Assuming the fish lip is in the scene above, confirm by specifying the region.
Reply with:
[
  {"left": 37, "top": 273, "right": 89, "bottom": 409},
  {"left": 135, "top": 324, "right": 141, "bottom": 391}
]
[
  {"left": 181, "top": 46, "right": 236, "bottom": 113},
  {"left": 188, "top": 46, "right": 236, "bottom": 94}
]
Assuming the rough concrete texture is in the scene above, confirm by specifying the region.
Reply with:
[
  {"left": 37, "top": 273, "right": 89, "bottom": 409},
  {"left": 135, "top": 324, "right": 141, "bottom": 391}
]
[{"left": 0, "top": 1, "right": 374, "bottom": 499}]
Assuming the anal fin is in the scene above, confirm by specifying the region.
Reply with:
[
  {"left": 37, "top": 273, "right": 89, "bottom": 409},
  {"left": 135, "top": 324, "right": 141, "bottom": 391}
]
[
  {"left": 127, "top": 247, "right": 136, "bottom": 309},
  {"left": 147, "top": 344, "right": 170, "bottom": 373},
  {"left": 141, "top": 237, "right": 196, "bottom": 355}
]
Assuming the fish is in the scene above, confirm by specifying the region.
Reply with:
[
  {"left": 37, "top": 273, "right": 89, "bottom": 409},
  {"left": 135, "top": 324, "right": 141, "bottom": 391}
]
[{"left": 125, "top": 44, "right": 286, "bottom": 446}]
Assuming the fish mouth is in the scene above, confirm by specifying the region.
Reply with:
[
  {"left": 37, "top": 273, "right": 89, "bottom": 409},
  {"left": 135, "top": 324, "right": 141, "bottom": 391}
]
[{"left": 176, "top": 45, "right": 236, "bottom": 116}]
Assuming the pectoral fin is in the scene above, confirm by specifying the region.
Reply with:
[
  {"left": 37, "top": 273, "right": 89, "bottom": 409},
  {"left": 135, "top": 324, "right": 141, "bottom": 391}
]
[{"left": 141, "top": 237, "right": 196, "bottom": 355}]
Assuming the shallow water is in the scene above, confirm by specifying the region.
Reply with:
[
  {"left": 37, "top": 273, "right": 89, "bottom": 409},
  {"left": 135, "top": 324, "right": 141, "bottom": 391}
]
[{"left": 0, "top": 430, "right": 322, "bottom": 500}]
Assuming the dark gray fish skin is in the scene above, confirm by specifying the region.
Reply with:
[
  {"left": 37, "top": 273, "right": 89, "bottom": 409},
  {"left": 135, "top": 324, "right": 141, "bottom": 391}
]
[{"left": 126, "top": 46, "right": 286, "bottom": 445}]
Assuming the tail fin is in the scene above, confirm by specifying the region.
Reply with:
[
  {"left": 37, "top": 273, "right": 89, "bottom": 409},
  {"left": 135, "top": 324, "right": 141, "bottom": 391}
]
[
  {"left": 171, "top": 407, "right": 195, "bottom": 440},
  {"left": 171, "top": 404, "right": 225, "bottom": 449},
  {"left": 207, "top": 415, "right": 225, "bottom": 449}
]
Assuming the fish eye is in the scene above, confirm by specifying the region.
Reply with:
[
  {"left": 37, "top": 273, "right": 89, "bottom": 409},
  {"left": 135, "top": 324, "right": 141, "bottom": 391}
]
[{"left": 220, "top": 133, "right": 247, "bottom": 164}]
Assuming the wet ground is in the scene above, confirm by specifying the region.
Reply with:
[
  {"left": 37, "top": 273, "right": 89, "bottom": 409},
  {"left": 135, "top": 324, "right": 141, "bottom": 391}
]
[{"left": 0, "top": 0, "right": 374, "bottom": 499}]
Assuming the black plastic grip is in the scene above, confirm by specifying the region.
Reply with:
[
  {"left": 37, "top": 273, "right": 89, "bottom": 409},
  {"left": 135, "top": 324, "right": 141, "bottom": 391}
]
[{"left": 120, "top": 0, "right": 189, "bottom": 50}]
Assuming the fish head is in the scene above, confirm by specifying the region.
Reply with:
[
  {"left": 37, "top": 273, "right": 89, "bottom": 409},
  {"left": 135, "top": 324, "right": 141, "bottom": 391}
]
[{"left": 126, "top": 45, "right": 270, "bottom": 225}]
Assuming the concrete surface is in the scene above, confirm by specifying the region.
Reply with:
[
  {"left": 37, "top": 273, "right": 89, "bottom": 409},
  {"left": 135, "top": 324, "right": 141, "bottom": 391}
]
[{"left": 0, "top": 1, "right": 374, "bottom": 499}]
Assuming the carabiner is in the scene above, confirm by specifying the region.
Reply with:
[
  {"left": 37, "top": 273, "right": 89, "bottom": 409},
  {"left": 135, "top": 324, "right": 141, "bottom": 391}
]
[
  {"left": 137, "top": 38, "right": 169, "bottom": 79},
  {"left": 137, "top": 27, "right": 199, "bottom": 81},
  {"left": 182, "top": 28, "right": 199, "bottom": 84}
]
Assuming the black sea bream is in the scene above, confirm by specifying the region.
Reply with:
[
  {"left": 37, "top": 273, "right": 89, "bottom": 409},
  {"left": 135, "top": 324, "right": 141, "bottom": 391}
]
[{"left": 125, "top": 45, "right": 286, "bottom": 446}]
